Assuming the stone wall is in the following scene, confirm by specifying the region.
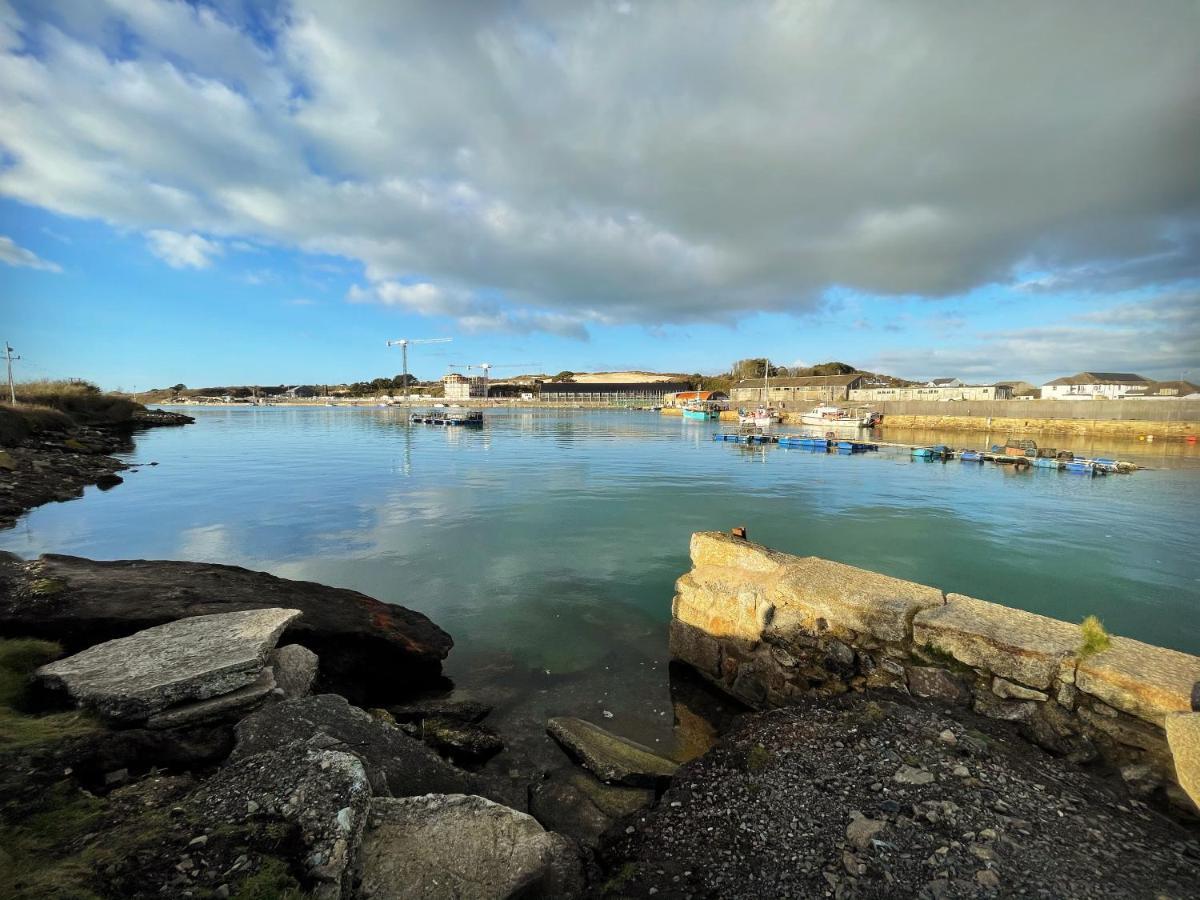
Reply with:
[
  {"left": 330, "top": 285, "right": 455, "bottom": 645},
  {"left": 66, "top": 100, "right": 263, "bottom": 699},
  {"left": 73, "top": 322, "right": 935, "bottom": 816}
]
[{"left": 669, "top": 531, "right": 1200, "bottom": 813}]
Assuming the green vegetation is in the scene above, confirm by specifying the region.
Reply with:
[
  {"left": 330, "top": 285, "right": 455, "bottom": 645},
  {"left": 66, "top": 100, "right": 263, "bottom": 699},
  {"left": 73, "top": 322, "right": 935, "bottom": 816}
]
[
  {"left": 1079, "top": 615, "right": 1112, "bottom": 657},
  {"left": 232, "top": 857, "right": 307, "bottom": 900},
  {"left": 0, "top": 638, "right": 100, "bottom": 749},
  {"left": 745, "top": 743, "right": 775, "bottom": 774},
  {"left": 0, "top": 379, "right": 149, "bottom": 447}
]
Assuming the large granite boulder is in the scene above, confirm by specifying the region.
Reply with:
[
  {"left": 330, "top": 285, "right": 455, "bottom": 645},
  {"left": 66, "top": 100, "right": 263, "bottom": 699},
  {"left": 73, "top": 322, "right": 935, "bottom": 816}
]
[
  {"left": 0, "top": 553, "right": 452, "bottom": 699},
  {"left": 271, "top": 643, "right": 319, "bottom": 699},
  {"left": 351, "top": 794, "right": 583, "bottom": 899},
  {"left": 35, "top": 608, "right": 300, "bottom": 722},
  {"left": 547, "top": 716, "right": 679, "bottom": 787},
  {"left": 231, "top": 694, "right": 469, "bottom": 797},
  {"left": 190, "top": 740, "right": 371, "bottom": 899}
]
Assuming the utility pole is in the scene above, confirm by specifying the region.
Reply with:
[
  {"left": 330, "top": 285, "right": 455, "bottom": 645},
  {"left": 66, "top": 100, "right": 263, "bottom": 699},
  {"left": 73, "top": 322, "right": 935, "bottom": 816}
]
[{"left": 4, "top": 342, "right": 19, "bottom": 405}]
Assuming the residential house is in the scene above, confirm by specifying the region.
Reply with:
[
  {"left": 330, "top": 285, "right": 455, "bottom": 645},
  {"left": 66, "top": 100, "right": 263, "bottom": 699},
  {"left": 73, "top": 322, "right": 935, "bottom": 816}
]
[{"left": 1041, "top": 372, "right": 1151, "bottom": 400}]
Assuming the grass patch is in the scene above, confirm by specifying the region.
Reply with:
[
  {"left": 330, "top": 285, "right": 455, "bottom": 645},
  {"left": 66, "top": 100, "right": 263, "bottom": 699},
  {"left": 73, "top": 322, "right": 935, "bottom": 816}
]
[
  {"left": 1079, "top": 615, "right": 1112, "bottom": 657},
  {"left": 0, "top": 404, "right": 74, "bottom": 447},
  {"left": 0, "top": 780, "right": 107, "bottom": 900},
  {"left": 231, "top": 856, "right": 307, "bottom": 900},
  {"left": 745, "top": 743, "right": 775, "bottom": 774},
  {"left": 0, "top": 638, "right": 100, "bottom": 749},
  {"left": 601, "top": 862, "right": 640, "bottom": 896},
  {"left": 2, "top": 380, "right": 143, "bottom": 438}
]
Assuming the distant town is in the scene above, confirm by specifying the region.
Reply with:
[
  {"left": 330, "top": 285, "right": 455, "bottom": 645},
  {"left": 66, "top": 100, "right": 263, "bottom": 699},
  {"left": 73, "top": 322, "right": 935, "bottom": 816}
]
[{"left": 137, "top": 363, "right": 1199, "bottom": 407}]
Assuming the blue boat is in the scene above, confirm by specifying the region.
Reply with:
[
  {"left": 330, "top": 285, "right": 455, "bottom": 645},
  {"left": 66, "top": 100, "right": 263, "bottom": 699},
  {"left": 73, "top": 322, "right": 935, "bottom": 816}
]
[
  {"left": 1032, "top": 457, "right": 1061, "bottom": 469},
  {"left": 837, "top": 440, "right": 868, "bottom": 452},
  {"left": 1065, "top": 460, "right": 1106, "bottom": 476},
  {"left": 912, "top": 445, "right": 952, "bottom": 460},
  {"left": 959, "top": 450, "right": 984, "bottom": 462}
]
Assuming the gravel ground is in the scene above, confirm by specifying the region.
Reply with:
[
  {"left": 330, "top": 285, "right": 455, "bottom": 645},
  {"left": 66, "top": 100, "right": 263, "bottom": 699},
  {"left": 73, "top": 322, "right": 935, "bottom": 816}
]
[{"left": 597, "top": 692, "right": 1200, "bottom": 899}]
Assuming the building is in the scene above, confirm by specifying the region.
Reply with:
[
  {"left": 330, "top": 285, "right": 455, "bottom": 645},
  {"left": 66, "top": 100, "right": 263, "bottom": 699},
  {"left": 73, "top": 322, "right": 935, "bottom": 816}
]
[
  {"left": 1125, "top": 380, "right": 1200, "bottom": 400},
  {"left": 925, "top": 377, "right": 964, "bottom": 387},
  {"left": 730, "top": 374, "right": 864, "bottom": 407},
  {"left": 537, "top": 381, "right": 691, "bottom": 403},
  {"left": 283, "top": 385, "right": 319, "bottom": 398},
  {"left": 849, "top": 384, "right": 1013, "bottom": 402},
  {"left": 995, "top": 380, "right": 1039, "bottom": 399},
  {"left": 665, "top": 390, "right": 729, "bottom": 407},
  {"left": 442, "top": 372, "right": 488, "bottom": 401},
  {"left": 1041, "top": 372, "right": 1151, "bottom": 400}
]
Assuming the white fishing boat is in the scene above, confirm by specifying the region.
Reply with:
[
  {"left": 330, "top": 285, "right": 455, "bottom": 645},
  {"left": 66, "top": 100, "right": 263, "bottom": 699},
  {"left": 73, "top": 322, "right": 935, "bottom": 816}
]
[
  {"left": 799, "top": 405, "right": 870, "bottom": 428},
  {"left": 738, "top": 405, "right": 780, "bottom": 427}
]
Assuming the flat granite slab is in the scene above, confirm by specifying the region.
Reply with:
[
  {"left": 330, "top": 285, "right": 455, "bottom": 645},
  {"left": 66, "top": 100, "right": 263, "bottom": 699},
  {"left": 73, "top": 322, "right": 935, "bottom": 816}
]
[
  {"left": 689, "top": 532, "right": 795, "bottom": 575},
  {"left": 547, "top": 716, "right": 679, "bottom": 787},
  {"left": 771, "top": 558, "right": 944, "bottom": 643},
  {"left": 37, "top": 608, "right": 301, "bottom": 722},
  {"left": 1077, "top": 637, "right": 1200, "bottom": 725},
  {"left": 913, "top": 594, "right": 1079, "bottom": 690}
]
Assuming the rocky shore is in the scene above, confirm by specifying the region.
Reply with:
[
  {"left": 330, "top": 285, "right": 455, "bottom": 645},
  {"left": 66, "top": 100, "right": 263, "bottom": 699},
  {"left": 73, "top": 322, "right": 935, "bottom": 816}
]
[
  {"left": 0, "top": 407, "right": 193, "bottom": 529},
  {"left": 1, "top": 549, "right": 1197, "bottom": 898}
]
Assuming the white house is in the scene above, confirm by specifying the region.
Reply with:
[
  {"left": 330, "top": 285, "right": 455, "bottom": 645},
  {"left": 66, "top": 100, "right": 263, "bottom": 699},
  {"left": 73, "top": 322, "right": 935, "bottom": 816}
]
[{"left": 1041, "top": 372, "right": 1151, "bottom": 400}]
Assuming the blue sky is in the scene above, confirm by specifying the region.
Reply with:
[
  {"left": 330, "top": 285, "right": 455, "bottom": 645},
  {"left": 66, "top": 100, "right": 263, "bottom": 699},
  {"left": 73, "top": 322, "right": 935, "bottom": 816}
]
[{"left": 1, "top": 1, "right": 1197, "bottom": 389}]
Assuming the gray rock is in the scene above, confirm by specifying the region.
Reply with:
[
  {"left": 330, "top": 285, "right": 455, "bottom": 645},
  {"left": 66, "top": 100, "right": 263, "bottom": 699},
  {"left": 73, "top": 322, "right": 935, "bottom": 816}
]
[
  {"left": 974, "top": 692, "right": 1037, "bottom": 723},
  {"left": 992, "top": 676, "right": 1049, "bottom": 702},
  {"left": 231, "top": 694, "right": 468, "bottom": 797},
  {"left": 271, "top": 643, "right": 318, "bottom": 699},
  {"left": 906, "top": 666, "right": 967, "bottom": 704},
  {"left": 146, "top": 668, "right": 277, "bottom": 730},
  {"left": 352, "top": 794, "right": 583, "bottom": 899},
  {"left": 191, "top": 741, "right": 370, "bottom": 899},
  {"left": 893, "top": 765, "right": 935, "bottom": 785},
  {"left": 36, "top": 608, "right": 301, "bottom": 721},
  {"left": 547, "top": 716, "right": 679, "bottom": 787},
  {"left": 845, "top": 814, "right": 886, "bottom": 850}
]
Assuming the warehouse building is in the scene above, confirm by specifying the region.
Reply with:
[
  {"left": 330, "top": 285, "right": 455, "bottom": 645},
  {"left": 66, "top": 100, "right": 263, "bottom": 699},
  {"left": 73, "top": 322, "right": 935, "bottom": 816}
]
[
  {"left": 848, "top": 384, "right": 1013, "bottom": 402},
  {"left": 538, "top": 381, "right": 690, "bottom": 403},
  {"left": 730, "top": 374, "right": 864, "bottom": 407}
]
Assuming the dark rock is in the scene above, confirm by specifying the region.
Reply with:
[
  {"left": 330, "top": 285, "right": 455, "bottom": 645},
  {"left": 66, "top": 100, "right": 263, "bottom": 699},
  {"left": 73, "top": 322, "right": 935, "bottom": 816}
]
[
  {"left": 529, "top": 768, "right": 655, "bottom": 847},
  {"left": 418, "top": 717, "right": 504, "bottom": 764},
  {"left": 353, "top": 794, "right": 583, "bottom": 899},
  {"left": 390, "top": 697, "right": 492, "bottom": 724},
  {"left": 1191, "top": 680, "right": 1199, "bottom": 712},
  {"left": 230, "top": 694, "right": 468, "bottom": 797},
  {"left": 906, "top": 666, "right": 968, "bottom": 704},
  {"left": 94, "top": 473, "right": 124, "bottom": 490},
  {"left": 0, "top": 554, "right": 452, "bottom": 700},
  {"left": 973, "top": 692, "right": 1037, "bottom": 723}
]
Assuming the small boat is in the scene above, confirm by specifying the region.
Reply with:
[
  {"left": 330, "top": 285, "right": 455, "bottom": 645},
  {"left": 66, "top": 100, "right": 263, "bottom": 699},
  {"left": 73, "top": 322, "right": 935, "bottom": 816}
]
[
  {"left": 1032, "top": 457, "right": 1061, "bottom": 470},
  {"left": 912, "top": 444, "right": 953, "bottom": 460},
  {"left": 410, "top": 406, "right": 483, "bottom": 426},
  {"left": 1064, "top": 460, "right": 1106, "bottom": 476},
  {"left": 800, "top": 405, "right": 868, "bottom": 429},
  {"left": 738, "top": 406, "right": 780, "bottom": 427},
  {"left": 959, "top": 450, "right": 984, "bottom": 462},
  {"left": 682, "top": 400, "right": 722, "bottom": 421}
]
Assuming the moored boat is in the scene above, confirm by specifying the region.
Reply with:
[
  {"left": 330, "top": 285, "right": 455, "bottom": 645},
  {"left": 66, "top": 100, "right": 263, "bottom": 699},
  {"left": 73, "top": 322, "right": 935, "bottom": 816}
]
[
  {"left": 682, "top": 400, "right": 722, "bottom": 421},
  {"left": 912, "top": 444, "right": 953, "bottom": 460},
  {"left": 959, "top": 450, "right": 984, "bottom": 462},
  {"left": 800, "top": 405, "right": 870, "bottom": 429},
  {"left": 737, "top": 406, "right": 780, "bottom": 427}
]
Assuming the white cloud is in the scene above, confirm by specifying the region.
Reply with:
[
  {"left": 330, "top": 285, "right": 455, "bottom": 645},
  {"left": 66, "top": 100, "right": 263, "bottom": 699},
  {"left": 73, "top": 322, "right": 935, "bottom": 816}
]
[
  {"left": 0, "top": 234, "right": 62, "bottom": 272},
  {"left": 0, "top": 1, "right": 1196, "bottom": 333},
  {"left": 145, "top": 229, "right": 221, "bottom": 268}
]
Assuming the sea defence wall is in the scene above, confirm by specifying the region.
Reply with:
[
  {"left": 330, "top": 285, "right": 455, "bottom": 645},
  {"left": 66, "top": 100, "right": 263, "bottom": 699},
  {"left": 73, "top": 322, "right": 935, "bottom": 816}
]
[
  {"left": 669, "top": 531, "right": 1200, "bottom": 812},
  {"left": 873, "top": 399, "right": 1200, "bottom": 441}
]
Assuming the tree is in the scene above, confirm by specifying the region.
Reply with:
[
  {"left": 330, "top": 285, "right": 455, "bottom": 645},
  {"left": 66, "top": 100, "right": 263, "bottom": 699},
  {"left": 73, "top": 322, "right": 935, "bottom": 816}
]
[
  {"left": 171, "top": 383, "right": 187, "bottom": 392},
  {"left": 731, "top": 358, "right": 780, "bottom": 380},
  {"left": 550, "top": 371, "right": 576, "bottom": 383}
]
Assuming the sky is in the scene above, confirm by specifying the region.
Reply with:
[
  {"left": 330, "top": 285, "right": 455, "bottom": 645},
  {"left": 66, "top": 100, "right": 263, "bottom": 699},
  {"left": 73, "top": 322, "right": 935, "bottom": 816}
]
[{"left": 0, "top": 0, "right": 1197, "bottom": 390}]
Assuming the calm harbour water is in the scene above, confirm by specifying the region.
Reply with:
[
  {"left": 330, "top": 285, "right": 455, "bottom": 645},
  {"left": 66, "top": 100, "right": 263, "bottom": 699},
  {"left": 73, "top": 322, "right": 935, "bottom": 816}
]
[{"left": 2, "top": 407, "right": 1198, "bottom": 760}]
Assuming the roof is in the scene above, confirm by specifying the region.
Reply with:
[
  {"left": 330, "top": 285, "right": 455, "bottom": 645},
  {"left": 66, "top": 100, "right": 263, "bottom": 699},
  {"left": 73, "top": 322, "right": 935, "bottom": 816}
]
[
  {"left": 927, "top": 378, "right": 959, "bottom": 385},
  {"left": 733, "top": 374, "right": 863, "bottom": 388},
  {"left": 538, "top": 381, "right": 691, "bottom": 393},
  {"left": 1129, "top": 380, "right": 1200, "bottom": 396},
  {"left": 673, "top": 390, "right": 728, "bottom": 401},
  {"left": 1043, "top": 372, "right": 1150, "bottom": 386}
]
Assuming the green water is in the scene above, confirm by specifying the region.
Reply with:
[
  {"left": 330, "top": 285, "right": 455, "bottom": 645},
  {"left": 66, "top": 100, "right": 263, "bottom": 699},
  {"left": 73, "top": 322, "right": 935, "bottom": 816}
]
[{"left": 2, "top": 407, "right": 1197, "bottom": 756}]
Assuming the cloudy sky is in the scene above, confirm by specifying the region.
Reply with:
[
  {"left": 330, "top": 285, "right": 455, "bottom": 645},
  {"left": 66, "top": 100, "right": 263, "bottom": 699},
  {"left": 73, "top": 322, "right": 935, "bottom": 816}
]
[{"left": 1, "top": 0, "right": 1197, "bottom": 388}]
